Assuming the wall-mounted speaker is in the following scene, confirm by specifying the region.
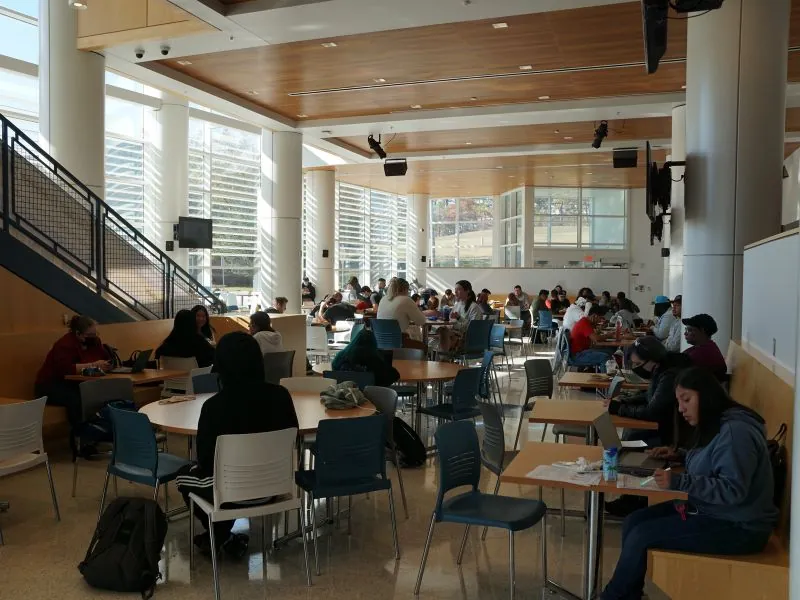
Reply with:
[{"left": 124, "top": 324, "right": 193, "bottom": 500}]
[
  {"left": 613, "top": 148, "right": 638, "bottom": 169},
  {"left": 384, "top": 158, "right": 408, "bottom": 177}
]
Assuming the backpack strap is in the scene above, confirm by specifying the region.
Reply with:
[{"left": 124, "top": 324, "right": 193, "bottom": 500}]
[
  {"left": 140, "top": 501, "right": 163, "bottom": 600},
  {"left": 82, "top": 499, "right": 129, "bottom": 565},
  {"left": 772, "top": 423, "right": 788, "bottom": 444}
]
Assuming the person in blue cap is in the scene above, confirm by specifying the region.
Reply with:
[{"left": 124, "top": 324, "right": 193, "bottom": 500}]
[{"left": 650, "top": 294, "right": 677, "bottom": 344}]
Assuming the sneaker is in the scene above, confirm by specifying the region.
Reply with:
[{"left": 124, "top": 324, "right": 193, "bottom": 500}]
[
  {"left": 222, "top": 533, "right": 249, "bottom": 559},
  {"left": 604, "top": 495, "right": 647, "bottom": 517}
]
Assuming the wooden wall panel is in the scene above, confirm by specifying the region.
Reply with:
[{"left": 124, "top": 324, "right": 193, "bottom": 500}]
[{"left": 0, "top": 267, "right": 73, "bottom": 334}]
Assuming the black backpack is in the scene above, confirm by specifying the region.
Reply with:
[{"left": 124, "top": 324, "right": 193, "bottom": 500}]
[
  {"left": 393, "top": 417, "right": 426, "bottom": 468},
  {"left": 767, "top": 423, "right": 788, "bottom": 509},
  {"left": 79, "top": 498, "right": 168, "bottom": 599}
]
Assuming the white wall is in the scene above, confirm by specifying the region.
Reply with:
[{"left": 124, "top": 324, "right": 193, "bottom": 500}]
[
  {"left": 628, "top": 188, "right": 666, "bottom": 317},
  {"left": 782, "top": 147, "right": 800, "bottom": 225}
]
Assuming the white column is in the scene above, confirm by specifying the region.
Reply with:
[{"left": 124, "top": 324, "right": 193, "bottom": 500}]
[
  {"left": 683, "top": 0, "right": 788, "bottom": 355},
  {"left": 668, "top": 105, "right": 686, "bottom": 298},
  {"left": 521, "top": 187, "right": 534, "bottom": 268},
  {"left": 146, "top": 92, "right": 190, "bottom": 271},
  {"left": 39, "top": 0, "right": 105, "bottom": 196},
  {"left": 408, "top": 193, "right": 429, "bottom": 287},
  {"left": 306, "top": 168, "right": 336, "bottom": 295},
  {"left": 491, "top": 194, "right": 504, "bottom": 267},
  {"left": 258, "top": 130, "right": 303, "bottom": 313}
]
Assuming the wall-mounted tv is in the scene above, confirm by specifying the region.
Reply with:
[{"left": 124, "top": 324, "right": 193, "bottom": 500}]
[{"left": 177, "top": 217, "right": 213, "bottom": 249}]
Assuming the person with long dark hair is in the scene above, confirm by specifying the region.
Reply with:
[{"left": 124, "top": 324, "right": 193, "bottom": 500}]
[
  {"left": 191, "top": 305, "right": 215, "bottom": 345},
  {"left": 600, "top": 367, "right": 777, "bottom": 600},
  {"left": 438, "top": 280, "right": 482, "bottom": 353},
  {"left": 249, "top": 311, "right": 284, "bottom": 354},
  {"left": 156, "top": 309, "right": 214, "bottom": 367}
]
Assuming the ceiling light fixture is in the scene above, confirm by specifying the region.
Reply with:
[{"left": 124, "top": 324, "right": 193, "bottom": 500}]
[
  {"left": 367, "top": 134, "right": 388, "bottom": 159},
  {"left": 176, "top": 60, "right": 192, "bottom": 66},
  {"left": 410, "top": 104, "right": 422, "bottom": 109},
  {"left": 519, "top": 65, "right": 533, "bottom": 71},
  {"left": 374, "top": 78, "right": 386, "bottom": 83},
  {"left": 297, "top": 114, "right": 308, "bottom": 118},
  {"left": 681, "top": 85, "right": 687, "bottom": 89},
  {"left": 321, "top": 42, "right": 338, "bottom": 48},
  {"left": 69, "top": 0, "right": 89, "bottom": 9},
  {"left": 245, "top": 90, "right": 259, "bottom": 95},
  {"left": 492, "top": 22, "right": 509, "bottom": 29},
  {"left": 538, "top": 95, "right": 551, "bottom": 100},
  {"left": 592, "top": 120, "right": 609, "bottom": 149},
  {"left": 470, "top": 97, "right": 478, "bottom": 101},
  {"left": 586, "top": 172, "right": 593, "bottom": 175},
  {"left": 553, "top": 129, "right": 560, "bottom": 134},
  {"left": 465, "top": 142, "right": 472, "bottom": 145},
  {"left": 564, "top": 136, "right": 573, "bottom": 140}
]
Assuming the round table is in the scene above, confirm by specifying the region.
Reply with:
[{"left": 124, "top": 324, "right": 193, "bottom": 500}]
[
  {"left": 140, "top": 391, "right": 377, "bottom": 436},
  {"left": 312, "top": 359, "right": 462, "bottom": 382}
]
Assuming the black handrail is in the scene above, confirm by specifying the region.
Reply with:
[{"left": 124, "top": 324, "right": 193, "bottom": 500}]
[{"left": 0, "top": 112, "right": 225, "bottom": 319}]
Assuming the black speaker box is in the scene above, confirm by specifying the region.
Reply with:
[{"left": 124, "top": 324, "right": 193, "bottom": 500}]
[{"left": 613, "top": 148, "right": 638, "bottom": 169}]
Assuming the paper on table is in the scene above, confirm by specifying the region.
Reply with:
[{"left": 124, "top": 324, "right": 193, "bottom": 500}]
[
  {"left": 525, "top": 465, "right": 602, "bottom": 487},
  {"left": 621, "top": 440, "right": 648, "bottom": 449},
  {"left": 616, "top": 474, "right": 661, "bottom": 491}
]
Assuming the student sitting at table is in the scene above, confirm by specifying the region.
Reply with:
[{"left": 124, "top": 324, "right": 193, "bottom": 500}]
[
  {"left": 249, "top": 311, "right": 284, "bottom": 354},
  {"left": 476, "top": 291, "right": 494, "bottom": 317},
  {"left": 440, "top": 288, "right": 456, "bottom": 308},
  {"left": 682, "top": 313, "right": 728, "bottom": 380},
  {"left": 609, "top": 298, "right": 639, "bottom": 330},
  {"left": 438, "top": 280, "right": 483, "bottom": 353},
  {"left": 562, "top": 296, "right": 587, "bottom": 332},
  {"left": 176, "top": 331, "right": 299, "bottom": 558},
  {"left": 377, "top": 277, "right": 428, "bottom": 334},
  {"left": 504, "top": 292, "right": 522, "bottom": 320},
  {"left": 600, "top": 367, "right": 777, "bottom": 600},
  {"left": 531, "top": 289, "right": 550, "bottom": 324},
  {"left": 35, "top": 315, "right": 112, "bottom": 443},
  {"left": 192, "top": 304, "right": 216, "bottom": 345},
  {"left": 569, "top": 305, "right": 614, "bottom": 366},
  {"left": 156, "top": 309, "right": 215, "bottom": 368}
]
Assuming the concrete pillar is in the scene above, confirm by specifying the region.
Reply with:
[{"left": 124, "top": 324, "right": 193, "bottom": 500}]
[
  {"left": 683, "top": 0, "right": 788, "bottom": 355},
  {"left": 258, "top": 130, "right": 303, "bottom": 313},
  {"left": 305, "top": 168, "right": 336, "bottom": 295},
  {"left": 39, "top": 0, "right": 105, "bottom": 196},
  {"left": 668, "top": 105, "right": 686, "bottom": 298},
  {"left": 408, "top": 193, "right": 430, "bottom": 287}
]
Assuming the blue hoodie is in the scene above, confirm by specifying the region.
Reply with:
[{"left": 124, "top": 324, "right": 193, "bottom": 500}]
[{"left": 671, "top": 407, "right": 778, "bottom": 532}]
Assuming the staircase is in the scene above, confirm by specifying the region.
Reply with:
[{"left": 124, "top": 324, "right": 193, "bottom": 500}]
[{"left": 0, "top": 113, "right": 223, "bottom": 322}]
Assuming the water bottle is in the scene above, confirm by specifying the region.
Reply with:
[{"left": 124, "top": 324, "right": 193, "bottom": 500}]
[
  {"left": 443, "top": 307, "right": 451, "bottom": 322},
  {"left": 603, "top": 447, "right": 618, "bottom": 482},
  {"left": 615, "top": 320, "right": 622, "bottom": 342}
]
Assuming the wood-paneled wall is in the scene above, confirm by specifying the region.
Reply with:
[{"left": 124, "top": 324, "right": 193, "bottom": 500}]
[{"left": 0, "top": 267, "right": 74, "bottom": 334}]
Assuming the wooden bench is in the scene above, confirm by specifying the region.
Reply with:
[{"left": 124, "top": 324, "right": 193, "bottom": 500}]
[{"left": 648, "top": 341, "right": 791, "bottom": 600}]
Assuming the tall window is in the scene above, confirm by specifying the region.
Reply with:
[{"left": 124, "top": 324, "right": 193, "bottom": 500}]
[
  {"left": 105, "top": 97, "right": 146, "bottom": 232},
  {"left": 188, "top": 118, "right": 260, "bottom": 291},
  {"left": 533, "top": 188, "right": 626, "bottom": 249},
  {"left": 430, "top": 197, "right": 494, "bottom": 267},
  {"left": 500, "top": 189, "right": 523, "bottom": 267},
  {"left": 0, "top": 2, "right": 38, "bottom": 64},
  {"left": 334, "top": 182, "right": 408, "bottom": 289}
]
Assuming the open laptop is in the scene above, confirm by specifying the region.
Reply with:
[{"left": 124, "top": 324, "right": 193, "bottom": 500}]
[
  {"left": 110, "top": 349, "right": 152, "bottom": 374},
  {"left": 592, "top": 411, "right": 665, "bottom": 475}
]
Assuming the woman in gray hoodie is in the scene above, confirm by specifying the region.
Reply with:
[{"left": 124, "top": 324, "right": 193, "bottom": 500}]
[
  {"left": 600, "top": 367, "right": 778, "bottom": 600},
  {"left": 249, "top": 311, "right": 284, "bottom": 354}
]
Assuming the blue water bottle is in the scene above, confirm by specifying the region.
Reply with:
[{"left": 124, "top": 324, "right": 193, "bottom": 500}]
[{"left": 603, "top": 447, "right": 618, "bottom": 482}]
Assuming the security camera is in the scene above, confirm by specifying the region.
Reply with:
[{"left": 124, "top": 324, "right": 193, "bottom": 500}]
[
  {"left": 135, "top": 48, "right": 145, "bottom": 59},
  {"left": 160, "top": 45, "right": 170, "bottom": 57}
]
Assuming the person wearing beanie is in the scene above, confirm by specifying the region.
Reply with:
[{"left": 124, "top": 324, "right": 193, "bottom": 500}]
[{"left": 682, "top": 313, "right": 728, "bottom": 380}]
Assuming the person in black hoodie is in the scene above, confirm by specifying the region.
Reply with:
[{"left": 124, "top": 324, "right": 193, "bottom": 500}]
[
  {"left": 175, "top": 331, "right": 299, "bottom": 557},
  {"left": 155, "top": 309, "right": 215, "bottom": 368}
]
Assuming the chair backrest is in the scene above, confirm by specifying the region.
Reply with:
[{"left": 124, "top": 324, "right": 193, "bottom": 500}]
[
  {"left": 524, "top": 359, "right": 554, "bottom": 401},
  {"left": 489, "top": 324, "right": 506, "bottom": 349},
  {"left": 108, "top": 407, "right": 158, "bottom": 478},
  {"left": 263, "top": 350, "right": 296, "bottom": 384},
  {"left": 451, "top": 367, "right": 482, "bottom": 417},
  {"left": 280, "top": 377, "right": 331, "bottom": 394},
  {"left": 0, "top": 397, "right": 46, "bottom": 461},
  {"left": 558, "top": 329, "right": 571, "bottom": 359},
  {"left": 79, "top": 378, "right": 135, "bottom": 421},
  {"left": 505, "top": 305, "right": 521, "bottom": 320},
  {"left": 314, "top": 415, "right": 387, "bottom": 485},
  {"left": 306, "top": 326, "right": 329, "bottom": 351},
  {"left": 392, "top": 347, "right": 425, "bottom": 361},
  {"left": 538, "top": 310, "right": 553, "bottom": 328},
  {"left": 371, "top": 319, "right": 403, "bottom": 349},
  {"left": 212, "top": 428, "right": 298, "bottom": 509},
  {"left": 477, "top": 351, "right": 494, "bottom": 399},
  {"left": 364, "top": 386, "right": 398, "bottom": 445},
  {"left": 478, "top": 402, "right": 506, "bottom": 475},
  {"left": 464, "top": 319, "right": 493, "bottom": 352},
  {"left": 160, "top": 356, "right": 199, "bottom": 392},
  {"left": 323, "top": 370, "right": 376, "bottom": 390},
  {"left": 186, "top": 366, "right": 213, "bottom": 394},
  {"left": 192, "top": 372, "right": 220, "bottom": 395},
  {"left": 350, "top": 322, "right": 366, "bottom": 341},
  {"left": 434, "top": 420, "right": 481, "bottom": 513}
]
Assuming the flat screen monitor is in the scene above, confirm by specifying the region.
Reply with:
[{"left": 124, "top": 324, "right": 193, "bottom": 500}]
[
  {"left": 645, "top": 141, "right": 657, "bottom": 219},
  {"left": 177, "top": 217, "right": 213, "bottom": 249},
  {"left": 642, "top": 0, "right": 669, "bottom": 74}
]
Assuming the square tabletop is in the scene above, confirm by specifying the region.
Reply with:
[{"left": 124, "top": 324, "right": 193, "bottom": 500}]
[
  {"left": 557, "top": 372, "right": 648, "bottom": 390},
  {"left": 531, "top": 399, "right": 658, "bottom": 430}
]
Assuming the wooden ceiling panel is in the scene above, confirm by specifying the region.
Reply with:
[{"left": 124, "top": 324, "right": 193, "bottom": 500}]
[{"left": 335, "top": 117, "right": 673, "bottom": 155}]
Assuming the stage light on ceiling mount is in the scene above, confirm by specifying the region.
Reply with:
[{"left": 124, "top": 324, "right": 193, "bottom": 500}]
[
  {"left": 368, "top": 134, "right": 387, "bottom": 159},
  {"left": 69, "top": 0, "right": 89, "bottom": 8},
  {"left": 591, "top": 120, "right": 609, "bottom": 149}
]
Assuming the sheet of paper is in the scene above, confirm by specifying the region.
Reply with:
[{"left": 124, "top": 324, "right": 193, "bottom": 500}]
[
  {"left": 621, "top": 440, "right": 648, "bottom": 449},
  {"left": 616, "top": 474, "right": 661, "bottom": 491},
  {"left": 525, "top": 465, "right": 602, "bottom": 487}
]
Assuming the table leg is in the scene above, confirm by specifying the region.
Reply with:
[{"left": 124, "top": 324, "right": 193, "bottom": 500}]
[{"left": 583, "top": 490, "right": 604, "bottom": 600}]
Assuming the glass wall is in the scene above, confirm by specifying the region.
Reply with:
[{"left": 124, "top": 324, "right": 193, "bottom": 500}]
[
  {"left": 430, "top": 196, "right": 494, "bottom": 267},
  {"left": 105, "top": 96, "right": 146, "bottom": 232},
  {"left": 534, "top": 187, "right": 626, "bottom": 249},
  {"left": 500, "top": 189, "right": 523, "bottom": 267}
]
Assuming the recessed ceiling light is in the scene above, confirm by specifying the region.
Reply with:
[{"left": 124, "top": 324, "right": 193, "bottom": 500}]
[
  {"left": 470, "top": 97, "right": 478, "bottom": 101},
  {"left": 538, "top": 95, "right": 551, "bottom": 100},
  {"left": 321, "top": 129, "right": 332, "bottom": 135},
  {"left": 681, "top": 85, "right": 687, "bottom": 89},
  {"left": 564, "top": 136, "right": 573, "bottom": 140},
  {"left": 410, "top": 104, "right": 422, "bottom": 109},
  {"left": 297, "top": 114, "right": 308, "bottom": 118},
  {"left": 374, "top": 78, "right": 386, "bottom": 83},
  {"left": 496, "top": 166, "right": 503, "bottom": 169},
  {"left": 245, "top": 90, "right": 259, "bottom": 95},
  {"left": 69, "top": 0, "right": 88, "bottom": 9},
  {"left": 586, "top": 172, "right": 593, "bottom": 175},
  {"left": 176, "top": 60, "right": 192, "bottom": 66},
  {"left": 519, "top": 65, "right": 533, "bottom": 71},
  {"left": 553, "top": 129, "right": 560, "bottom": 134},
  {"left": 321, "top": 42, "right": 338, "bottom": 48},
  {"left": 492, "top": 22, "right": 509, "bottom": 29},
  {"left": 465, "top": 142, "right": 472, "bottom": 145}
]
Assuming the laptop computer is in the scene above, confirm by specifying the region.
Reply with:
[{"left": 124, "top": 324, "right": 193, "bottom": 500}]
[
  {"left": 110, "top": 349, "right": 152, "bottom": 374},
  {"left": 592, "top": 411, "right": 665, "bottom": 475}
]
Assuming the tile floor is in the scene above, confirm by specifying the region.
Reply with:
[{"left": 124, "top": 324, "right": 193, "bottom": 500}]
[{"left": 0, "top": 345, "right": 667, "bottom": 599}]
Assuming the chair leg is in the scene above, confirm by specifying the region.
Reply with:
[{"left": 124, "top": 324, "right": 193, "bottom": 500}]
[
  {"left": 208, "top": 519, "right": 222, "bottom": 600},
  {"left": 393, "top": 450, "right": 409, "bottom": 519},
  {"left": 71, "top": 458, "right": 79, "bottom": 498},
  {"left": 189, "top": 499, "right": 195, "bottom": 572},
  {"left": 347, "top": 495, "right": 352, "bottom": 535},
  {"left": 152, "top": 482, "right": 160, "bottom": 503},
  {"left": 413, "top": 512, "right": 437, "bottom": 595},
  {"left": 299, "top": 498, "right": 312, "bottom": 587},
  {"left": 309, "top": 494, "right": 320, "bottom": 576},
  {"left": 45, "top": 459, "right": 61, "bottom": 522},
  {"left": 481, "top": 476, "right": 501, "bottom": 541},
  {"left": 387, "top": 488, "right": 401, "bottom": 560},
  {"left": 513, "top": 406, "right": 529, "bottom": 451},
  {"left": 560, "top": 489, "right": 566, "bottom": 537},
  {"left": 456, "top": 524, "right": 470, "bottom": 565},
  {"left": 97, "top": 471, "right": 110, "bottom": 523},
  {"left": 508, "top": 531, "right": 516, "bottom": 600},
  {"left": 262, "top": 515, "right": 268, "bottom": 581},
  {"left": 539, "top": 423, "right": 548, "bottom": 443},
  {"left": 541, "top": 513, "right": 548, "bottom": 584}
]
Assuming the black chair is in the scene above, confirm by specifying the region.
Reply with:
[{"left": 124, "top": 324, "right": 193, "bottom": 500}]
[
  {"left": 263, "top": 350, "right": 296, "bottom": 384},
  {"left": 418, "top": 368, "right": 481, "bottom": 424},
  {"left": 457, "top": 320, "right": 493, "bottom": 363},
  {"left": 191, "top": 372, "right": 220, "bottom": 395},
  {"left": 515, "top": 359, "right": 554, "bottom": 450}
]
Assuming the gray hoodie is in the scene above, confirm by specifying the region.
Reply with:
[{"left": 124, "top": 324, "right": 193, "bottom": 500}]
[
  {"left": 672, "top": 407, "right": 778, "bottom": 532},
  {"left": 253, "top": 330, "right": 284, "bottom": 354}
]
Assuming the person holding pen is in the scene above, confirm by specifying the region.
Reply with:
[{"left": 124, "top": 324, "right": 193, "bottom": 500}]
[{"left": 600, "top": 367, "right": 778, "bottom": 600}]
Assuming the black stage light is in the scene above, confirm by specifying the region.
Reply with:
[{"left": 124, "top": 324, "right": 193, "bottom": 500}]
[
  {"left": 368, "top": 134, "right": 387, "bottom": 159},
  {"left": 592, "top": 121, "right": 609, "bottom": 149}
]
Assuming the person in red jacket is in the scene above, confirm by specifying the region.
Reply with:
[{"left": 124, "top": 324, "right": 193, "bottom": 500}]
[{"left": 35, "top": 315, "right": 111, "bottom": 432}]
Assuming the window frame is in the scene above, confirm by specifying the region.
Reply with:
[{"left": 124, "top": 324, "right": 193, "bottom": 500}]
[{"left": 429, "top": 196, "right": 495, "bottom": 268}]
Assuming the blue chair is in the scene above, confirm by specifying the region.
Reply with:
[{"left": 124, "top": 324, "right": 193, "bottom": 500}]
[
  {"left": 489, "top": 323, "right": 511, "bottom": 373},
  {"left": 418, "top": 367, "right": 481, "bottom": 423},
  {"left": 323, "top": 370, "right": 375, "bottom": 390},
  {"left": 295, "top": 415, "right": 400, "bottom": 575},
  {"left": 371, "top": 319, "right": 403, "bottom": 349},
  {"left": 414, "top": 421, "right": 548, "bottom": 598},
  {"left": 477, "top": 350, "right": 503, "bottom": 414},
  {"left": 98, "top": 407, "right": 191, "bottom": 521},
  {"left": 457, "top": 319, "right": 493, "bottom": 362},
  {"left": 533, "top": 310, "right": 557, "bottom": 345},
  {"left": 350, "top": 321, "right": 366, "bottom": 340},
  {"left": 191, "top": 372, "right": 220, "bottom": 394}
]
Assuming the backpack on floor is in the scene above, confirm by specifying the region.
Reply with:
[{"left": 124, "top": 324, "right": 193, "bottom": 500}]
[
  {"left": 767, "top": 423, "right": 789, "bottom": 509},
  {"left": 393, "top": 417, "right": 426, "bottom": 468},
  {"left": 79, "top": 497, "right": 168, "bottom": 599}
]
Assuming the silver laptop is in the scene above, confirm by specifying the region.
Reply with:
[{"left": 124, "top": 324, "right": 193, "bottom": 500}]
[{"left": 592, "top": 411, "right": 665, "bottom": 475}]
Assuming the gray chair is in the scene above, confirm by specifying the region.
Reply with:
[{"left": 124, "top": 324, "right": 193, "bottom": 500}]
[
  {"left": 478, "top": 402, "right": 519, "bottom": 541},
  {"left": 391, "top": 348, "right": 425, "bottom": 411},
  {"left": 364, "top": 386, "right": 408, "bottom": 519},
  {"left": 516, "top": 359, "right": 555, "bottom": 450},
  {"left": 263, "top": 350, "right": 296, "bottom": 384},
  {"left": 192, "top": 372, "right": 220, "bottom": 395}
]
